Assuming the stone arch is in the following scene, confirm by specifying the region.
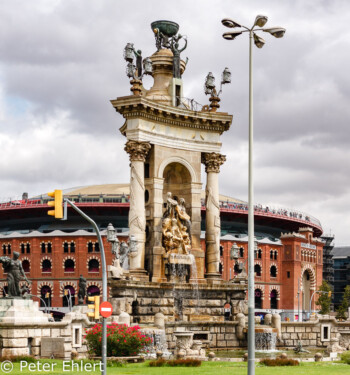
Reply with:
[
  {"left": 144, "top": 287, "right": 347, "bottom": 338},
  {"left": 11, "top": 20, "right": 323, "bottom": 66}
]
[
  {"left": 62, "top": 256, "right": 76, "bottom": 268},
  {"left": 269, "top": 285, "right": 281, "bottom": 300},
  {"left": 87, "top": 256, "right": 100, "bottom": 272},
  {"left": 270, "top": 263, "right": 278, "bottom": 277},
  {"left": 59, "top": 281, "right": 77, "bottom": 297},
  {"left": 256, "top": 284, "right": 265, "bottom": 300},
  {"left": 37, "top": 281, "right": 54, "bottom": 297},
  {"left": 300, "top": 264, "right": 316, "bottom": 290},
  {"left": 158, "top": 156, "right": 198, "bottom": 183},
  {"left": 21, "top": 256, "right": 30, "bottom": 273},
  {"left": 40, "top": 256, "right": 52, "bottom": 270}
]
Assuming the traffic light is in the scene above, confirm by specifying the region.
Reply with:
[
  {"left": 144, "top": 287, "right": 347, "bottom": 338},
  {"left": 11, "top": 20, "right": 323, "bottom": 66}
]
[
  {"left": 88, "top": 296, "right": 100, "bottom": 320},
  {"left": 47, "top": 190, "right": 63, "bottom": 219}
]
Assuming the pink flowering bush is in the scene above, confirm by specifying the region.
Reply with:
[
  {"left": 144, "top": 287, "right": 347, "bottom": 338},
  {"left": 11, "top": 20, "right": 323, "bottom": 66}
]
[{"left": 85, "top": 323, "right": 152, "bottom": 357}]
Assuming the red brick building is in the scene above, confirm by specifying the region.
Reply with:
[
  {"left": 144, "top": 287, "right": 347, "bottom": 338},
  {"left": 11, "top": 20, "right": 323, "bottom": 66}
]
[{"left": 0, "top": 185, "right": 324, "bottom": 321}]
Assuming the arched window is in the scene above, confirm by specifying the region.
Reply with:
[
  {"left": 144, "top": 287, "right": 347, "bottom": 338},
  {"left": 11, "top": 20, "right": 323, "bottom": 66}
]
[
  {"left": 254, "top": 264, "right": 261, "bottom": 277},
  {"left": 41, "top": 243, "right": 46, "bottom": 253},
  {"left": 95, "top": 242, "right": 100, "bottom": 252},
  {"left": 270, "top": 265, "right": 277, "bottom": 278},
  {"left": 2, "top": 244, "right": 6, "bottom": 255},
  {"left": 8, "top": 244, "right": 12, "bottom": 254},
  {"left": 63, "top": 242, "right": 69, "bottom": 253},
  {"left": 270, "top": 250, "right": 273, "bottom": 260},
  {"left": 41, "top": 286, "right": 52, "bottom": 308},
  {"left": 220, "top": 245, "right": 223, "bottom": 257},
  {"left": 88, "top": 259, "right": 99, "bottom": 273},
  {"left": 70, "top": 242, "right": 75, "bottom": 253},
  {"left": 64, "top": 259, "right": 75, "bottom": 272},
  {"left": 274, "top": 251, "right": 277, "bottom": 260},
  {"left": 62, "top": 286, "right": 75, "bottom": 307},
  {"left": 258, "top": 249, "right": 262, "bottom": 259},
  {"left": 88, "top": 242, "right": 93, "bottom": 253},
  {"left": 87, "top": 285, "right": 100, "bottom": 297},
  {"left": 255, "top": 289, "right": 262, "bottom": 309},
  {"left": 21, "top": 244, "right": 25, "bottom": 254},
  {"left": 25, "top": 243, "right": 29, "bottom": 254},
  {"left": 239, "top": 247, "right": 244, "bottom": 258},
  {"left": 270, "top": 289, "right": 278, "bottom": 309},
  {"left": 22, "top": 260, "right": 30, "bottom": 273},
  {"left": 47, "top": 243, "right": 52, "bottom": 253},
  {"left": 42, "top": 259, "right": 52, "bottom": 273}
]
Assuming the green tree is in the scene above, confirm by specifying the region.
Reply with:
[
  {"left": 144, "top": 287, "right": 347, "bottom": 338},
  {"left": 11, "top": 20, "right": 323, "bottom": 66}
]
[
  {"left": 336, "top": 285, "right": 350, "bottom": 320},
  {"left": 315, "top": 280, "right": 332, "bottom": 314}
]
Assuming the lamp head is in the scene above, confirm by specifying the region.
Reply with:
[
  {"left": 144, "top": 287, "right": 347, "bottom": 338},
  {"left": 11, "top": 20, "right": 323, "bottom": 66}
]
[
  {"left": 204, "top": 72, "right": 216, "bottom": 95},
  {"left": 221, "top": 67, "right": 231, "bottom": 85},
  {"left": 253, "top": 33, "right": 265, "bottom": 48},
  {"left": 143, "top": 57, "right": 153, "bottom": 75},
  {"left": 124, "top": 43, "right": 134, "bottom": 63},
  {"left": 126, "top": 62, "right": 136, "bottom": 78},
  {"left": 221, "top": 18, "right": 241, "bottom": 28},
  {"left": 222, "top": 31, "right": 243, "bottom": 40},
  {"left": 254, "top": 15, "right": 268, "bottom": 28},
  {"left": 263, "top": 27, "right": 286, "bottom": 38}
]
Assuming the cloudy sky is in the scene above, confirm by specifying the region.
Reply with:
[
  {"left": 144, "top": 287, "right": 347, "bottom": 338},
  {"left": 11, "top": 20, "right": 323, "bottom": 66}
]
[{"left": 0, "top": 0, "right": 349, "bottom": 245}]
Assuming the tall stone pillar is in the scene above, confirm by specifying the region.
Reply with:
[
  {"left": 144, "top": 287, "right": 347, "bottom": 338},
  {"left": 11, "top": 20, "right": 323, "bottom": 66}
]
[
  {"left": 124, "top": 140, "right": 151, "bottom": 278},
  {"left": 202, "top": 152, "right": 226, "bottom": 279}
]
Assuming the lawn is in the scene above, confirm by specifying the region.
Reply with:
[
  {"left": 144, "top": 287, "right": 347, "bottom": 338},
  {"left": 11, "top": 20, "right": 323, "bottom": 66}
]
[{"left": 5, "top": 360, "right": 350, "bottom": 375}]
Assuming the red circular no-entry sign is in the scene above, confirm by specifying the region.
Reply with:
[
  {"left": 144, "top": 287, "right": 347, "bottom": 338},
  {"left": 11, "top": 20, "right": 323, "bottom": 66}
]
[{"left": 99, "top": 301, "right": 113, "bottom": 318}]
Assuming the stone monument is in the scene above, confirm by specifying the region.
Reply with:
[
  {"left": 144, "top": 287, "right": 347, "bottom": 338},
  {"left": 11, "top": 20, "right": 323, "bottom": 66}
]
[{"left": 109, "top": 20, "right": 246, "bottom": 326}]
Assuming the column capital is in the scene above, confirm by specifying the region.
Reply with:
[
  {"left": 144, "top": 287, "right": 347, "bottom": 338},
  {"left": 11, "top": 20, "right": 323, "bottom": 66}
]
[
  {"left": 124, "top": 140, "right": 151, "bottom": 162},
  {"left": 201, "top": 152, "right": 226, "bottom": 173}
]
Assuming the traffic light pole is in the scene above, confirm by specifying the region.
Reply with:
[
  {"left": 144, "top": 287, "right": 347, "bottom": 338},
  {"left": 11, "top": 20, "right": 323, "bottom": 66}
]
[{"left": 64, "top": 199, "right": 107, "bottom": 375}]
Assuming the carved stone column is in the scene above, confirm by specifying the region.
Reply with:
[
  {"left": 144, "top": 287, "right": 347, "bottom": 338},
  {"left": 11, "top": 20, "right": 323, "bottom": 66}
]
[
  {"left": 124, "top": 140, "right": 151, "bottom": 277},
  {"left": 202, "top": 152, "right": 226, "bottom": 279}
]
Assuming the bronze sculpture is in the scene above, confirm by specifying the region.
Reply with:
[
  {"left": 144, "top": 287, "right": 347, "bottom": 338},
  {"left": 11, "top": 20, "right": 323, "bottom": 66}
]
[
  {"left": 78, "top": 275, "right": 87, "bottom": 305},
  {"left": 0, "top": 251, "right": 31, "bottom": 298}
]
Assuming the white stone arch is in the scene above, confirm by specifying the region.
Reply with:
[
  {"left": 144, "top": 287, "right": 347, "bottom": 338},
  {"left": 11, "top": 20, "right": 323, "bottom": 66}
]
[
  {"left": 269, "top": 263, "right": 278, "bottom": 277},
  {"left": 254, "top": 261, "right": 262, "bottom": 276},
  {"left": 87, "top": 256, "right": 101, "bottom": 271},
  {"left": 20, "top": 256, "right": 31, "bottom": 272},
  {"left": 62, "top": 256, "right": 76, "bottom": 267},
  {"left": 37, "top": 281, "right": 54, "bottom": 297},
  {"left": 300, "top": 264, "right": 316, "bottom": 290},
  {"left": 269, "top": 285, "right": 281, "bottom": 300},
  {"left": 158, "top": 156, "right": 198, "bottom": 183},
  {"left": 255, "top": 284, "right": 265, "bottom": 300},
  {"left": 40, "top": 256, "right": 52, "bottom": 270},
  {"left": 59, "top": 281, "right": 77, "bottom": 297}
]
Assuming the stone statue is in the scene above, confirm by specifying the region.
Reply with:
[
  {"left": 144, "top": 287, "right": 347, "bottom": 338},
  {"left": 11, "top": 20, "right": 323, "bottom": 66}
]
[
  {"left": 170, "top": 34, "right": 187, "bottom": 79},
  {"left": 77, "top": 275, "right": 86, "bottom": 305},
  {"left": 162, "top": 193, "right": 191, "bottom": 254},
  {"left": 0, "top": 252, "right": 31, "bottom": 298},
  {"left": 176, "top": 198, "right": 192, "bottom": 245},
  {"left": 293, "top": 341, "right": 310, "bottom": 353},
  {"left": 119, "top": 242, "right": 130, "bottom": 270}
]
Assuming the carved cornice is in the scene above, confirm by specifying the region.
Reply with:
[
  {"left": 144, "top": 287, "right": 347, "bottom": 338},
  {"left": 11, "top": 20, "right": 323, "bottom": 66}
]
[
  {"left": 124, "top": 140, "right": 151, "bottom": 162},
  {"left": 201, "top": 152, "right": 226, "bottom": 173},
  {"left": 111, "top": 96, "right": 232, "bottom": 135}
]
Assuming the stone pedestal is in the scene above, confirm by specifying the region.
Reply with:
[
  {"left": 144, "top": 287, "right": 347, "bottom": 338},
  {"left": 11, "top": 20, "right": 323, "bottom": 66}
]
[{"left": 0, "top": 298, "right": 50, "bottom": 324}]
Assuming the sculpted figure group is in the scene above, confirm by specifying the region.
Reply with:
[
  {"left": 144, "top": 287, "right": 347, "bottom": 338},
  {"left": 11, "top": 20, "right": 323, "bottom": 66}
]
[{"left": 162, "top": 192, "right": 192, "bottom": 254}]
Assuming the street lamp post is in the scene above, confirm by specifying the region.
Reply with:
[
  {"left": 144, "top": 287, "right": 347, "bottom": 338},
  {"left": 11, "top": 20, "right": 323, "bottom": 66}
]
[{"left": 221, "top": 16, "right": 285, "bottom": 375}]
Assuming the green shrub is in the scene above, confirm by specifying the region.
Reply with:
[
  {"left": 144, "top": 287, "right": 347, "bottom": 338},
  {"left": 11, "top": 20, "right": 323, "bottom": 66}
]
[
  {"left": 149, "top": 358, "right": 201, "bottom": 367},
  {"left": 85, "top": 323, "right": 152, "bottom": 357},
  {"left": 340, "top": 350, "right": 350, "bottom": 364},
  {"left": 260, "top": 358, "right": 299, "bottom": 366}
]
